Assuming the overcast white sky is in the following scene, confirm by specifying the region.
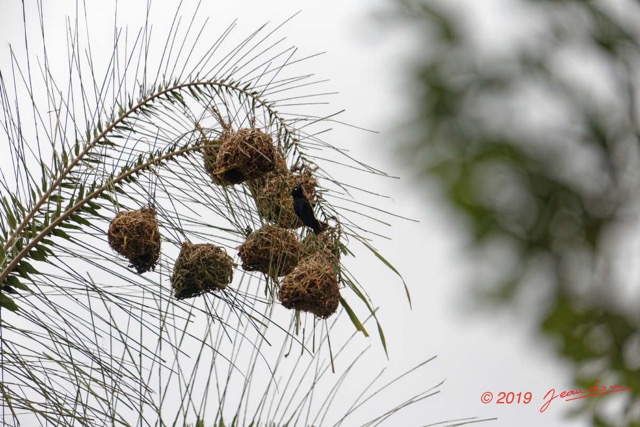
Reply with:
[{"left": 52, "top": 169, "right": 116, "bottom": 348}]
[{"left": 0, "top": 1, "right": 607, "bottom": 426}]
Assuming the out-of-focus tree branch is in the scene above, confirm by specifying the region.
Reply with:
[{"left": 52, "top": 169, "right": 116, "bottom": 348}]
[{"left": 394, "top": 0, "right": 640, "bottom": 425}]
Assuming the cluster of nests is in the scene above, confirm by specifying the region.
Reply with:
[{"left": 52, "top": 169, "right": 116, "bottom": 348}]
[
  {"left": 107, "top": 207, "right": 234, "bottom": 299},
  {"left": 107, "top": 127, "right": 342, "bottom": 318},
  {"left": 237, "top": 225, "right": 341, "bottom": 318}
]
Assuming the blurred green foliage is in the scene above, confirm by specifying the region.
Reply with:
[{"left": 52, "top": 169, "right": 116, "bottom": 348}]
[{"left": 396, "top": 0, "right": 640, "bottom": 425}]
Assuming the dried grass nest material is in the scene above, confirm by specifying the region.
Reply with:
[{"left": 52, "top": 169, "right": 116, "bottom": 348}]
[
  {"left": 214, "top": 128, "right": 277, "bottom": 184},
  {"left": 279, "top": 252, "right": 340, "bottom": 318},
  {"left": 251, "top": 163, "right": 318, "bottom": 229},
  {"left": 238, "top": 225, "right": 301, "bottom": 278},
  {"left": 201, "top": 137, "right": 225, "bottom": 185},
  {"left": 108, "top": 207, "right": 160, "bottom": 274},
  {"left": 300, "top": 227, "right": 341, "bottom": 261},
  {"left": 171, "top": 242, "right": 234, "bottom": 300}
]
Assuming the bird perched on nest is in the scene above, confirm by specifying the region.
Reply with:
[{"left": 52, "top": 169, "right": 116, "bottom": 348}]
[{"left": 291, "top": 183, "right": 327, "bottom": 235}]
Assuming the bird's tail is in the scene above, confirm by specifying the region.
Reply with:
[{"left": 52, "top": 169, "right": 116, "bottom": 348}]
[{"left": 314, "top": 220, "right": 329, "bottom": 235}]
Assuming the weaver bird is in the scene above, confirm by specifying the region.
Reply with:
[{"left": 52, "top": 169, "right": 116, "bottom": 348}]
[{"left": 291, "top": 183, "right": 327, "bottom": 234}]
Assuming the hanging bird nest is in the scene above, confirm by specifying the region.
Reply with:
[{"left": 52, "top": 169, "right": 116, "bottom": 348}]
[
  {"left": 250, "top": 162, "right": 318, "bottom": 229},
  {"left": 300, "top": 226, "right": 341, "bottom": 262},
  {"left": 238, "top": 225, "right": 301, "bottom": 278},
  {"left": 278, "top": 252, "right": 340, "bottom": 318},
  {"left": 214, "top": 128, "right": 277, "bottom": 184},
  {"left": 201, "top": 137, "right": 225, "bottom": 185},
  {"left": 171, "top": 242, "right": 234, "bottom": 300},
  {"left": 108, "top": 207, "right": 161, "bottom": 274}
]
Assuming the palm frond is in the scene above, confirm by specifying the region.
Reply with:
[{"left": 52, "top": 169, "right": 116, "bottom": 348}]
[{"left": 0, "top": 1, "right": 438, "bottom": 425}]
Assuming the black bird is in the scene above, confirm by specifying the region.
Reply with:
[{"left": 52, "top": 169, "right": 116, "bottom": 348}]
[{"left": 291, "top": 183, "right": 327, "bottom": 234}]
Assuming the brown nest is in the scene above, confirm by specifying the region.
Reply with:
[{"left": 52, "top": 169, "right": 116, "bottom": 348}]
[
  {"left": 250, "top": 162, "right": 318, "bottom": 229},
  {"left": 171, "top": 242, "right": 234, "bottom": 300},
  {"left": 279, "top": 252, "right": 340, "bottom": 318},
  {"left": 108, "top": 207, "right": 161, "bottom": 273},
  {"left": 214, "top": 128, "right": 277, "bottom": 184},
  {"left": 300, "top": 227, "right": 341, "bottom": 262},
  {"left": 201, "top": 138, "right": 225, "bottom": 185},
  {"left": 238, "top": 225, "right": 301, "bottom": 278}
]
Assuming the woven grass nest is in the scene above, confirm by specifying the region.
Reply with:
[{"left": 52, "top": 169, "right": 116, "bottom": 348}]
[
  {"left": 279, "top": 252, "right": 340, "bottom": 318},
  {"left": 300, "top": 227, "right": 341, "bottom": 262},
  {"left": 108, "top": 207, "right": 160, "bottom": 273},
  {"left": 251, "top": 162, "right": 318, "bottom": 229},
  {"left": 214, "top": 128, "right": 277, "bottom": 184},
  {"left": 201, "top": 137, "right": 225, "bottom": 185},
  {"left": 238, "top": 225, "right": 301, "bottom": 278},
  {"left": 171, "top": 242, "right": 234, "bottom": 300}
]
